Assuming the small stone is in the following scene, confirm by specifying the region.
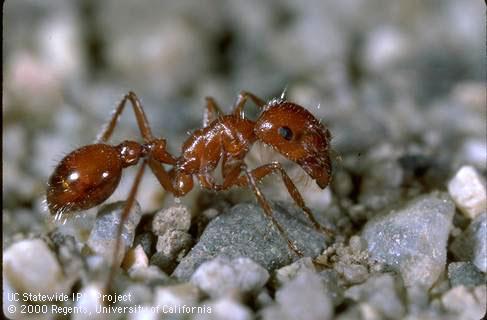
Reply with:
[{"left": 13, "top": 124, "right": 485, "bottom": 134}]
[
  {"left": 262, "top": 271, "right": 333, "bottom": 320},
  {"left": 340, "top": 264, "right": 369, "bottom": 284},
  {"left": 193, "top": 297, "right": 253, "bottom": 320},
  {"left": 190, "top": 256, "right": 269, "bottom": 298},
  {"left": 3, "top": 239, "right": 69, "bottom": 295},
  {"left": 448, "top": 262, "right": 485, "bottom": 288},
  {"left": 173, "top": 203, "right": 328, "bottom": 280},
  {"left": 450, "top": 213, "right": 487, "bottom": 272},
  {"left": 122, "top": 245, "right": 149, "bottom": 271},
  {"left": 150, "top": 251, "right": 179, "bottom": 274},
  {"left": 86, "top": 201, "right": 142, "bottom": 265},
  {"left": 272, "top": 257, "right": 316, "bottom": 288},
  {"left": 152, "top": 205, "right": 191, "bottom": 236},
  {"left": 447, "top": 165, "right": 487, "bottom": 219},
  {"left": 134, "top": 232, "right": 156, "bottom": 257},
  {"left": 362, "top": 192, "right": 455, "bottom": 288},
  {"left": 154, "top": 283, "right": 200, "bottom": 309},
  {"left": 344, "top": 273, "right": 405, "bottom": 319},
  {"left": 441, "top": 285, "right": 486, "bottom": 320},
  {"left": 155, "top": 230, "right": 192, "bottom": 258}
]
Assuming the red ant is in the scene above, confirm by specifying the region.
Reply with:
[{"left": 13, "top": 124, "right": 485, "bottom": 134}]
[{"left": 46, "top": 91, "right": 334, "bottom": 286}]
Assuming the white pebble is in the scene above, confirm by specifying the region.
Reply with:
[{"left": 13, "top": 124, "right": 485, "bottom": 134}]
[{"left": 448, "top": 166, "right": 487, "bottom": 219}]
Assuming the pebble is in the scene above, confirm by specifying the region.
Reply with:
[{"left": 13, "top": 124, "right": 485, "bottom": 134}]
[
  {"left": 173, "top": 203, "right": 328, "bottom": 280},
  {"left": 128, "top": 265, "right": 169, "bottom": 285},
  {"left": 73, "top": 284, "right": 106, "bottom": 320},
  {"left": 447, "top": 262, "right": 485, "bottom": 288},
  {"left": 3, "top": 239, "right": 69, "bottom": 295},
  {"left": 122, "top": 244, "right": 149, "bottom": 271},
  {"left": 447, "top": 165, "right": 487, "bottom": 219},
  {"left": 272, "top": 257, "right": 316, "bottom": 288},
  {"left": 262, "top": 271, "right": 333, "bottom": 320},
  {"left": 362, "top": 192, "right": 455, "bottom": 288},
  {"left": 152, "top": 205, "right": 191, "bottom": 236},
  {"left": 155, "top": 230, "right": 192, "bottom": 258},
  {"left": 441, "top": 285, "right": 486, "bottom": 320},
  {"left": 344, "top": 273, "right": 405, "bottom": 319},
  {"left": 190, "top": 256, "right": 269, "bottom": 298},
  {"left": 450, "top": 213, "right": 487, "bottom": 272},
  {"left": 86, "top": 201, "right": 142, "bottom": 266}
]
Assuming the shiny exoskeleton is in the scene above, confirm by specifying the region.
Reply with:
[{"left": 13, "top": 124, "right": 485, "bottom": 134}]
[{"left": 47, "top": 91, "right": 333, "bottom": 283}]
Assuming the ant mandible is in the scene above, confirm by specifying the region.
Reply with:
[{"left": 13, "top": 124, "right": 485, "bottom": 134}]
[{"left": 46, "top": 90, "right": 334, "bottom": 271}]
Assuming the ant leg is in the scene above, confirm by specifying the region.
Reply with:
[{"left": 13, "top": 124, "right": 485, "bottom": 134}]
[
  {"left": 242, "top": 165, "right": 304, "bottom": 257},
  {"left": 106, "top": 160, "right": 147, "bottom": 294},
  {"left": 232, "top": 162, "right": 335, "bottom": 237},
  {"left": 233, "top": 91, "right": 266, "bottom": 118},
  {"left": 96, "top": 91, "right": 154, "bottom": 143},
  {"left": 203, "top": 97, "right": 223, "bottom": 127}
]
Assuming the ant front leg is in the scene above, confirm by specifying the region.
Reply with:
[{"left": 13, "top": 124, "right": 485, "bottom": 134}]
[
  {"left": 233, "top": 91, "right": 266, "bottom": 118},
  {"left": 203, "top": 97, "right": 223, "bottom": 127},
  {"left": 241, "top": 165, "right": 304, "bottom": 257},
  {"left": 234, "top": 162, "right": 335, "bottom": 238},
  {"left": 96, "top": 91, "right": 154, "bottom": 143}
]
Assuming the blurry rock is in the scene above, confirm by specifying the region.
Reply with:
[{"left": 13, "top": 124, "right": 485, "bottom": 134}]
[
  {"left": 344, "top": 273, "right": 405, "bottom": 319},
  {"left": 450, "top": 213, "right": 487, "bottom": 272},
  {"left": 447, "top": 262, "right": 485, "bottom": 288},
  {"left": 272, "top": 257, "right": 316, "bottom": 288},
  {"left": 362, "top": 192, "right": 455, "bottom": 288},
  {"left": 441, "top": 285, "right": 486, "bottom": 320},
  {"left": 262, "top": 271, "right": 333, "bottom": 320},
  {"left": 154, "top": 283, "right": 200, "bottom": 310},
  {"left": 86, "top": 201, "right": 142, "bottom": 265},
  {"left": 319, "top": 269, "right": 345, "bottom": 306},
  {"left": 152, "top": 205, "right": 191, "bottom": 236},
  {"left": 128, "top": 265, "right": 169, "bottom": 286},
  {"left": 73, "top": 283, "right": 106, "bottom": 320},
  {"left": 3, "top": 239, "right": 69, "bottom": 296},
  {"left": 193, "top": 297, "right": 253, "bottom": 320},
  {"left": 173, "top": 203, "right": 328, "bottom": 280},
  {"left": 447, "top": 165, "right": 486, "bottom": 219},
  {"left": 150, "top": 251, "right": 179, "bottom": 274},
  {"left": 190, "top": 256, "right": 269, "bottom": 298}
]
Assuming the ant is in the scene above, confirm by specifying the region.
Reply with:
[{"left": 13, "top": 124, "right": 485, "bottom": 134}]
[{"left": 46, "top": 91, "right": 334, "bottom": 289}]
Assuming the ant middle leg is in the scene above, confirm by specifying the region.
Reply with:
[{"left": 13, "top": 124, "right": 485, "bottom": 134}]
[{"left": 96, "top": 91, "right": 154, "bottom": 143}]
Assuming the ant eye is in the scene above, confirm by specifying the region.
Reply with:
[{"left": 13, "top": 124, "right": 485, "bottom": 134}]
[{"left": 278, "top": 126, "right": 293, "bottom": 141}]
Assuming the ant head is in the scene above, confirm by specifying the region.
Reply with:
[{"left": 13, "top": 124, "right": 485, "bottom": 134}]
[{"left": 255, "top": 102, "right": 332, "bottom": 189}]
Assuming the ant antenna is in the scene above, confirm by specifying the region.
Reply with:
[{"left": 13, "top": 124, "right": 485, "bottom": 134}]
[{"left": 280, "top": 86, "right": 288, "bottom": 101}]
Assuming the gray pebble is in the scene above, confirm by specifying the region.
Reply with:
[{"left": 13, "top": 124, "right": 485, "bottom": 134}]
[
  {"left": 262, "top": 271, "right": 333, "bottom": 320},
  {"left": 152, "top": 205, "right": 191, "bottom": 236},
  {"left": 3, "top": 239, "right": 69, "bottom": 296},
  {"left": 154, "top": 283, "right": 200, "bottom": 309},
  {"left": 272, "top": 257, "right": 316, "bottom": 288},
  {"left": 193, "top": 297, "right": 253, "bottom": 320},
  {"left": 190, "top": 256, "right": 269, "bottom": 298},
  {"left": 450, "top": 213, "right": 487, "bottom": 272},
  {"left": 362, "top": 192, "right": 455, "bottom": 288},
  {"left": 86, "top": 201, "right": 142, "bottom": 265},
  {"left": 173, "top": 203, "right": 329, "bottom": 280},
  {"left": 448, "top": 262, "right": 485, "bottom": 288},
  {"left": 344, "top": 273, "right": 405, "bottom": 319},
  {"left": 441, "top": 285, "right": 486, "bottom": 320}
]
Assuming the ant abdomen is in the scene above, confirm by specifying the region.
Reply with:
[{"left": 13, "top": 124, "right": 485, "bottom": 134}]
[{"left": 46, "top": 144, "right": 124, "bottom": 216}]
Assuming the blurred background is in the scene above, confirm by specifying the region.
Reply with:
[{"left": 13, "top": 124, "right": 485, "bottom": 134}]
[{"left": 3, "top": 0, "right": 485, "bottom": 242}]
